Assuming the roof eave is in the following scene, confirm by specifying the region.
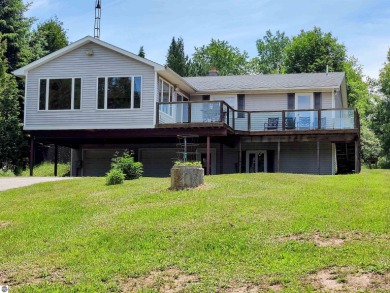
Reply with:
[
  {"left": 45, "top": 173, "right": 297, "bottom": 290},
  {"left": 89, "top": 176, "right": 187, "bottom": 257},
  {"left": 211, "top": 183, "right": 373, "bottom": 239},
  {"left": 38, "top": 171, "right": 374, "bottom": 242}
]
[
  {"left": 157, "top": 66, "right": 197, "bottom": 93},
  {"left": 191, "top": 86, "right": 340, "bottom": 95},
  {"left": 13, "top": 36, "right": 165, "bottom": 77}
]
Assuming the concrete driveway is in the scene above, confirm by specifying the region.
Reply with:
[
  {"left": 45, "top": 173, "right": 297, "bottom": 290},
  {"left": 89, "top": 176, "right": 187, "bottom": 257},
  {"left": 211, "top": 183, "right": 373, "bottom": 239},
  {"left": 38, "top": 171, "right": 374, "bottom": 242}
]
[{"left": 0, "top": 177, "right": 73, "bottom": 191}]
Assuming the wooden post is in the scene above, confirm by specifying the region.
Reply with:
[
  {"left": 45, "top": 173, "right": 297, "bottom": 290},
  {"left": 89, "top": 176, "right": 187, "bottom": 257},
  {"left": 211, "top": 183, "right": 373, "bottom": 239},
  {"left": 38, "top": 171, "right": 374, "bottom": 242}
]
[
  {"left": 317, "top": 140, "right": 320, "bottom": 175},
  {"left": 355, "top": 140, "right": 359, "bottom": 173},
  {"left": 29, "top": 137, "right": 35, "bottom": 176},
  {"left": 318, "top": 110, "right": 322, "bottom": 129},
  {"left": 238, "top": 139, "right": 242, "bottom": 173},
  {"left": 219, "top": 102, "right": 224, "bottom": 122},
  {"left": 206, "top": 136, "right": 211, "bottom": 175},
  {"left": 282, "top": 111, "right": 286, "bottom": 131},
  {"left": 54, "top": 144, "right": 58, "bottom": 177},
  {"left": 188, "top": 103, "right": 192, "bottom": 123},
  {"left": 155, "top": 102, "right": 159, "bottom": 125},
  {"left": 277, "top": 141, "right": 281, "bottom": 172},
  {"left": 219, "top": 143, "right": 224, "bottom": 174},
  {"left": 248, "top": 112, "right": 251, "bottom": 131}
]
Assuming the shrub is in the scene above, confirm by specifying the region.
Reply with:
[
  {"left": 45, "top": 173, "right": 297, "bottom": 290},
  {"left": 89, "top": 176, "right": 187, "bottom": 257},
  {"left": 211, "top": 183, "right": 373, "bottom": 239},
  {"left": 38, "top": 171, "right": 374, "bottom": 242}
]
[
  {"left": 174, "top": 161, "right": 202, "bottom": 167},
  {"left": 105, "top": 168, "right": 125, "bottom": 185},
  {"left": 111, "top": 151, "right": 143, "bottom": 180}
]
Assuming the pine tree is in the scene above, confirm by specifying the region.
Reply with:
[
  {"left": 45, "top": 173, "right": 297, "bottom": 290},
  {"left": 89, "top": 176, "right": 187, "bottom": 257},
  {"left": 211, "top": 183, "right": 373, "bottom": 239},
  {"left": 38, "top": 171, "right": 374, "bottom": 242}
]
[
  {"left": 138, "top": 46, "right": 145, "bottom": 58},
  {"left": 0, "top": 34, "right": 25, "bottom": 172},
  {"left": 0, "top": 0, "right": 33, "bottom": 72},
  {"left": 166, "top": 37, "right": 188, "bottom": 76}
]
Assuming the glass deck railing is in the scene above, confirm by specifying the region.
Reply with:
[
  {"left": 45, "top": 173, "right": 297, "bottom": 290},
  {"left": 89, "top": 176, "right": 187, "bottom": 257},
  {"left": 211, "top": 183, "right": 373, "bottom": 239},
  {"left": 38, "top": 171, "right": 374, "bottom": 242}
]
[{"left": 156, "top": 101, "right": 357, "bottom": 132}]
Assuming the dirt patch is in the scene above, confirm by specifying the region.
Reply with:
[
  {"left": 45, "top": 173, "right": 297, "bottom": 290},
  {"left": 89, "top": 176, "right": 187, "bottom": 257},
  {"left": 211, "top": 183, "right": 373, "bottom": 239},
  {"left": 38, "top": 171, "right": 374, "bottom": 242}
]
[
  {"left": 307, "top": 267, "right": 390, "bottom": 292},
  {"left": 223, "top": 278, "right": 283, "bottom": 292},
  {"left": 0, "top": 221, "right": 10, "bottom": 229},
  {"left": 194, "top": 183, "right": 214, "bottom": 191},
  {"left": 275, "top": 231, "right": 360, "bottom": 247},
  {"left": 122, "top": 268, "right": 199, "bottom": 292},
  {"left": 0, "top": 266, "right": 67, "bottom": 286},
  {"left": 223, "top": 283, "right": 262, "bottom": 293}
]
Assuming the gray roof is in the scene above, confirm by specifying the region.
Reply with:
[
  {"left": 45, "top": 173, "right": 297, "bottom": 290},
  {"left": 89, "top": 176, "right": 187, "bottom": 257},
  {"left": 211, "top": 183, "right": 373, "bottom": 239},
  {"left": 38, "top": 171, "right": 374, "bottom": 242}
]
[{"left": 183, "top": 72, "right": 345, "bottom": 92}]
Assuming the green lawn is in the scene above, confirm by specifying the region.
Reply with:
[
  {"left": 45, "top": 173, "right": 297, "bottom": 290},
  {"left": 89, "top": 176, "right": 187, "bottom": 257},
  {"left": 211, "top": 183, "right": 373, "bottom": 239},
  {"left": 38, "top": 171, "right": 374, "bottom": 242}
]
[{"left": 0, "top": 170, "right": 389, "bottom": 292}]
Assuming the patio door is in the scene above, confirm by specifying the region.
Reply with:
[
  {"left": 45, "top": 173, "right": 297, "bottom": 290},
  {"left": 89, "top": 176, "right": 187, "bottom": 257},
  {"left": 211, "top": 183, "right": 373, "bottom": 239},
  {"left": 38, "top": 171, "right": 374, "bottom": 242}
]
[
  {"left": 246, "top": 151, "right": 267, "bottom": 173},
  {"left": 296, "top": 93, "right": 313, "bottom": 129}
]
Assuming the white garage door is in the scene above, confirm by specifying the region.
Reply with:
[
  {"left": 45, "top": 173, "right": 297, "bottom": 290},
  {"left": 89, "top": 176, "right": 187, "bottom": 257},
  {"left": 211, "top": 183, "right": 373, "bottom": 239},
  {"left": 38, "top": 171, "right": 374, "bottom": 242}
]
[
  {"left": 83, "top": 149, "right": 121, "bottom": 177},
  {"left": 140, "top": 149, "right": 177, "bottom": 177}
]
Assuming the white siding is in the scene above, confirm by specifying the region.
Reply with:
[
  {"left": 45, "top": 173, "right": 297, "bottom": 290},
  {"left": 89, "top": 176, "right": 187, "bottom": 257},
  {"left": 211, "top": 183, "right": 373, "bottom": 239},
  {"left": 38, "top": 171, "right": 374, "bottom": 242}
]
[
  {"left": 191, "top": 91, "right": 334, "bottom": 112},
  {"left": 279, "top": 142, "right": 332, "bottom": 175},
  {"left": 25, "top": 42, "right": 156, "bottom": 130}
]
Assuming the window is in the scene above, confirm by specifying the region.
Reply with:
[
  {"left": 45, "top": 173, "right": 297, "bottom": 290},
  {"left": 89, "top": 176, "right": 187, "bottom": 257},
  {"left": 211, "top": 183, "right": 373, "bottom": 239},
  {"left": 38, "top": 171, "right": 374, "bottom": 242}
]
[
  {"left": 158, "top": 78, "right": 173, "bottom": 115},
  {"left": 97, "top": 76, "right": 142, "bottom": 109},
  {"left": 237, "top": 94, "right": 245, "bottom": 118},
  {"left": 39, "top": 78, "right": 81, "bottom": 110}
]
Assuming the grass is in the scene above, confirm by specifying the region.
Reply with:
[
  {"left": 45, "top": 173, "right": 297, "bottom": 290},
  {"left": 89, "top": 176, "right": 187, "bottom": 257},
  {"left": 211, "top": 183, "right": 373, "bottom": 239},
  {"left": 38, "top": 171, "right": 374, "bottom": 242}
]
[
  {"left": 20, "top": 162, "right": 70, "bottom": 177},
  {"left": 0, "top": 169, "right": 389, "bottom": 292}
]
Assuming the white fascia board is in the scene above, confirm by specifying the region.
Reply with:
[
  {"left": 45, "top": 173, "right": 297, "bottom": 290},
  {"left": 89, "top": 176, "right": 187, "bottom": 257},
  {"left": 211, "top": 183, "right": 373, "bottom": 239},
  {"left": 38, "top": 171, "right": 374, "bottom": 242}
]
[
  {"left": 157, "top": 66, "right": 196, "bottom": 94},
  {"left": 13, "top": 36, "right": 165, "bottom": 77},
  {"left": 192, "top": 86, "right": 337, "bottom": 96},
  {"left": 23, "top": 125, "right": 156, "bottom": 131}
]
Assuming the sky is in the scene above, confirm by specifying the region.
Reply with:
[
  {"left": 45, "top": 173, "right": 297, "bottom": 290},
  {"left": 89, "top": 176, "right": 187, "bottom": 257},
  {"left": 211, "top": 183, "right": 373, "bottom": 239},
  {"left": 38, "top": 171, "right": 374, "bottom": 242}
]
[{"left": 24, "top": 0, "right": 390, "bottom": 78}]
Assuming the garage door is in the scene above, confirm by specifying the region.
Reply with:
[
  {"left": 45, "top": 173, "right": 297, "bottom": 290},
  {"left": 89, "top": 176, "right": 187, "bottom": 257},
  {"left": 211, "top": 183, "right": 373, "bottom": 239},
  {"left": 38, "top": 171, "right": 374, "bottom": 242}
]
[
  {"left": 140, "top": 149, "right": 177, "bottom": 177},
  {"left": 83, "top": 149, "right": 121, "bottom": 176}
]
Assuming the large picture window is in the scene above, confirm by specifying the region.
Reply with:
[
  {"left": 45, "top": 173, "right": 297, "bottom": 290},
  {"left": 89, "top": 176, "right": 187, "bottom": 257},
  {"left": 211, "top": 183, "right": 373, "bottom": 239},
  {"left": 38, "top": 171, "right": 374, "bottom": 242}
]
[
  {"left": 97, "top": 76, "right": 142, "bottom": 109},
  {"left": 39, "top": 78, "right": 81, "bottom": 110}
]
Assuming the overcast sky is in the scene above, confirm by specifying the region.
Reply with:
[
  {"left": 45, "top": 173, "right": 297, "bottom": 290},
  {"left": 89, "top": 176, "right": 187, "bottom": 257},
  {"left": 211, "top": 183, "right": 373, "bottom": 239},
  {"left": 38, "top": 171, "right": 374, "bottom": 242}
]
[{"left": 25, "top": 0, "right": 389, "bottom": 78}]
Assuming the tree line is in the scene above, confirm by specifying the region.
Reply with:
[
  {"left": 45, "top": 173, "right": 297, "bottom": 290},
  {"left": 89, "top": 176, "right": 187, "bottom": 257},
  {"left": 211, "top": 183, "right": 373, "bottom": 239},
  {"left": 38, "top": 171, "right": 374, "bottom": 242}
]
[
  {"left": 1, "top": 0, "right": 389, "bottom": 173},
  {"left": 1, "top": 0, "right": 68, "bottom": 173}
]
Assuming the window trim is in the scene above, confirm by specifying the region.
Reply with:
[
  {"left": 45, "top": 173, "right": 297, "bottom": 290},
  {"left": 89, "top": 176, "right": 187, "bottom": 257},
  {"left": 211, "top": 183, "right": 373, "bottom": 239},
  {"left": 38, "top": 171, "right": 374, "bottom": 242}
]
[
  {"left": 96, "top": 75, "right": 143, "bottom": 110},
  {"left": 38, "top": 77, "right": 82, "bottom": 111}
]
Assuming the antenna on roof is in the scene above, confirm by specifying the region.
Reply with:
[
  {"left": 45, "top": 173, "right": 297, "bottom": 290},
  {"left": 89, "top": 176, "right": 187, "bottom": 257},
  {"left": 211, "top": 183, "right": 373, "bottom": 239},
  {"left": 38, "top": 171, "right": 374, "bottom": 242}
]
[{"left": 94, "top": 0, "right": 101, "bottom": 39}]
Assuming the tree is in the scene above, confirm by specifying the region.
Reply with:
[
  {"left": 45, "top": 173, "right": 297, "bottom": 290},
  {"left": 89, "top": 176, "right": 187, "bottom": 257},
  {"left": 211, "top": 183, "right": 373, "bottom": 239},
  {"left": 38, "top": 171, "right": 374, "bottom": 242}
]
[
  {"left": 166, "top": 37, "right": 188, "bottom": 76},
  {"left": 138, "top": 46, "right": 145, "bottom": 58},
  {"left": 0, "top": 0, "right": 33, "bottom": 72},
  {"left": 360, "top": 123, "right": 381, "bottom": 168},
  {"left": 371, "top": 48, "right": 390, "bottom": 165},
  {"left": 34, "top": 17, "right": 68, "bottom": 54},
  {"left": 0, "top": 35, "right": 24, "bottom": 171},
  {"left": 189, "top": 39, "right": 249, "bottom": 76},
  {"left": 252, "top": 30, "right": 290, "bottom": 74},
  {"left": 285, "top": 27, "right": 346, "bottom": 73},
  {"left": 343, "top": 57, "right": 372, "bottom": 116}
]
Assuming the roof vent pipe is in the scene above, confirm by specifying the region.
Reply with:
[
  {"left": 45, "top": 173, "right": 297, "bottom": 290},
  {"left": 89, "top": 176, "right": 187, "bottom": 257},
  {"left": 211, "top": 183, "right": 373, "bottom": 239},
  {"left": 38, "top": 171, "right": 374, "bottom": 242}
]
[
  {"left": 326, "top": 65, "right": 329, "bottom": 75},
  {"left": 209, "top": 67, "right": 218, "bottom": 76}
]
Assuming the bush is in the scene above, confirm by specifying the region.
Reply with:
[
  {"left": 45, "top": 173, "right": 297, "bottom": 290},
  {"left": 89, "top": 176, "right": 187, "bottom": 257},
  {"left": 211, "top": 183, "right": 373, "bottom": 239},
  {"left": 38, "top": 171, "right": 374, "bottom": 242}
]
[
  {"left": 111, "top": 151, "right": 143, "bottom": 180},
  {"left": 174, "top": 161, "right": 202, "bottom": 167},
  {"left": 105, "top": 169, "right": 125, "bottom": 185}
]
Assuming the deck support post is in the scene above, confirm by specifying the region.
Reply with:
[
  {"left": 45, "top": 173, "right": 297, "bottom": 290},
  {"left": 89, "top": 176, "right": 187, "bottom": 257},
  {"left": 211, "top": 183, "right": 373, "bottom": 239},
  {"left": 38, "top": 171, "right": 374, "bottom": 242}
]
[
  {"left": 54, "top": 144, "right": 58, "bottom": 177},
  {"left": 238, "top": 139, "right": 242, "bottom": 173},
  {"left": 206, "top": 136, "right": 211, "bottom": 175},
  {"left": 277, "top": 141, "right": 281, "bottom": 172},
  {"left": 355, "top": 139, "right": 359, "bottom": 173},
  {"left": 317, "top": 140, "right": 320, "bottom": 175},
  {"left": 219, "top": 143, "right": 223, "bottom": 174},
  {"left": 29, "top": 137, "right": 35, "bottom": 177}
]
